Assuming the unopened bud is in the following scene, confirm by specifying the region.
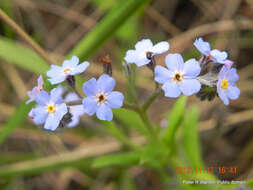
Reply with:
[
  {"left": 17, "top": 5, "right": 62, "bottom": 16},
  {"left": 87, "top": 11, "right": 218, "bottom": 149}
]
[
  {"left": 100, "top": 55, "right": 112, "bottom": 76},
  {"left": 66, "top": 75, "right": 76, "bottom": 88},
  {"left": 58, "top": 111, "right": 73, "bottom": 128}
]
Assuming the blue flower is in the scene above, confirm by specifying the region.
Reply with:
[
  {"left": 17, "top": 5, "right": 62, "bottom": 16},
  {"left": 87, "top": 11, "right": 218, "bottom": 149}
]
[
  {"left": 32, "top": 88, "right": 68, "bottom": 131},
  {"left": 26, "top": 75, "right": 43, "bottom": 104},
  {"left": 82, "top": 74, "right": 124, "bottom": 121},
  {"left": 124, "top": 39, "right": 169, "bottom": 67},
  {"left": 46, "top": 56, "right": 89, "bottom": 85},
  {"left": 65, "top": 93, "right": 85, "bottom": 127},
  {"left": 217, "top": 66, "right": 240, "bottom": 105},
  {"left": 154, "top": 53, "right": 201, "bottom": 98},
  {"left": 194, "top": 37, "right": 228, "bottom": 63}
]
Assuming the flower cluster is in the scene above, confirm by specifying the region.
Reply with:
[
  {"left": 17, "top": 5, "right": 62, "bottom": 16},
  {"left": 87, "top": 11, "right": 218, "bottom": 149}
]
[
  {"left": 27, "top": 56, "right": 124, "bottom": 131},
  {"left": 123, "top": 38, "right": 240, "bottom": 104},
  {"left": 27, "top": 37, "right": 240, "bottom": 131}
]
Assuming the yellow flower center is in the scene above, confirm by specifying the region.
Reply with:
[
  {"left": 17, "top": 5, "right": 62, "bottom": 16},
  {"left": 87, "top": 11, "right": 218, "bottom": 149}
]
[
  {"left": 96, "top": 93, "right": 107, "bottom": 104},
  {"left": 62, "top": 68, "right": 72, "bottom": 74},
  {"left": 221, "top": 79, "right": 228, "bottom": 89},
  {"left": 173, "top": 73, "right": 183, "bottom": 82},
  {"left": 47, "top": 104, "right": 56, "bottom": 113}
]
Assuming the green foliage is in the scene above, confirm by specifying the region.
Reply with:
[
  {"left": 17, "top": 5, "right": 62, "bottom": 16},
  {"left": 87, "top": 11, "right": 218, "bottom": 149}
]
[
  {"left": 182, "top": 106, "right": 204, "bottom": 168},
  {"left": 92, "top": 152, "right": 140, "bottom": 168},
  {"left": 162, "top": 96, "right": 187, "bottom": 146},
  {"left": 67, "top": 0, "right": 151, "bottom": 60},
  {"left": 113, "top": 108, "right": 149, "bottom": 136},
  {"left": 0, "top": 101, "right": 34, "bottom": 145},
  {"left": 0, "top": 37, "right": 49, "bottom": 74}
]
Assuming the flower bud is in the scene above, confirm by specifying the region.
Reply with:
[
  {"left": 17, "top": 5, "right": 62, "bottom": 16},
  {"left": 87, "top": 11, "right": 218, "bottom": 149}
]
[{"left": 100, "top": 55, "right": 112, "bottom": 76}]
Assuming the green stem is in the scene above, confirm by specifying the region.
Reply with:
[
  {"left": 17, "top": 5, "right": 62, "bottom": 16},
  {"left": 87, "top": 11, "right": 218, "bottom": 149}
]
[
  {"left": 137, "top": 107, "right": 158, "bottom": 142},
  {"left": 142, "top": 89, "right": 162, "bottom": 111}
]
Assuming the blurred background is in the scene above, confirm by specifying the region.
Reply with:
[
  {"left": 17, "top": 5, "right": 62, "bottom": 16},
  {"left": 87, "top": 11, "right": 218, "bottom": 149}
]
[{"left": 0, "top": 0, "right": 253, "bottom": 189}]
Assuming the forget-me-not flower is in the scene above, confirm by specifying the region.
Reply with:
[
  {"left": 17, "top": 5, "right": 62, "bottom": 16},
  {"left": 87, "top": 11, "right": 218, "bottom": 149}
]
[
  {"left": 26, "top": 75, "right": 43, "bottom": 104},
  {"left": 124, "top": 39, "right": 169, "bottom": 67},
  {"left": 82, "top": 74, "right": 124, "bottom": 121},
  {"left": 194, "top": 37, "right": 228, "bottom": 63},
  {"left": 65, "top": 93, "right": 85, "bottom": 127},
  {"left": 217, "top": 66, "right": 240, "bottom": 105},
  {"left": 32, "top": 88, "right": 68, "bottom": 131},
  {"left": 155, "top": 53, "right": 201, "bottom": 98},
  {"left": 47, "top": 56, "right": 89, "bottom": 85}
]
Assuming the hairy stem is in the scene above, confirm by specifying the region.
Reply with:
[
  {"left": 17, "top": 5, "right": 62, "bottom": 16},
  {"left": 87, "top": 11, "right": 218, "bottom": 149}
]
[{"left": 0, "top": 9, "right": 54, "bottom": 65}]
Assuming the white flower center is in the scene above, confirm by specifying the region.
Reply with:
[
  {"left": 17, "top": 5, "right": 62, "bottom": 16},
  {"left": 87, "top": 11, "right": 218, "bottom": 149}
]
[
  {"left": 95, "top": 92, "right": 107, "bottom": 105},
  {"left": 173, "top": 72, "right": 183, "bottom": 83}
]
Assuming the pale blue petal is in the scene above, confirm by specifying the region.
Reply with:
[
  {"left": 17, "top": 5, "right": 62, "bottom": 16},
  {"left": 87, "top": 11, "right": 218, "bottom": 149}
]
[
  {"left": 35, "top": 91, "right": 50, "bottom": 105},
  {"left": 162, "top": 81, "right": 181, "bottom": 98},
  {"left": 46, "top": 65, "right": 62, "bottom": 77},
  {"left": 67, "top": 105, "right": 84, "bottom": 127},
  {"left": 67, "top": 116, "right": 80, "bottom": 128},
  {"left": 165, "top": 53, "right": 184, "bottom": 72},
  {"left": 135, "top": 39, "right": 153, "bottom": 50},
  {"left": 124, "top": 50, "right": 138, "bottom": 64},
  {"left": 62, "top": 56, "right": 79, "bottom": 68},
  {"left": 48, "top": 75, "right": 66, "bottom": 85},
  {"left": 183, "top": 58, "right": 201, "bottom": 78},
  {"left": 71, "top": 61, "right": 89, "bottom": 75},
  {"left": 50, "top": 88, "right": 63, "bottom": 104},
  {"left": 154, "top": 66, "right": 173, "bottom": 84},
  {"left": 226, "top": 68, "right": 239, "bottom": 83},
  {"left": 193, "top": 38, "right": 211, "bottom": 55},
  {"left": 82, "top": 78, "right": 97, "bottom": 96},
  {"left": 226, "top": 85, "right": 240, "bottom": 100},
  {"left": 33, "top": 106, "right": 48, "bottom": 125},
  {"left": 210, "top": 49, "right": 228, "bottom": 63},
  {"left": 97, "top": 74, "right": 115, "bottom": 93},
  {"left": 217, "top": 88, "right": 229, "bottom": 105},
  {"left": 44, "top": 104, "right": 67, "bottom": 131},
  {"left": 151, "top": 41, "right": 169, "bottom": 54},
  {"left": 44, "top": 114, "right": 60, "bottom": 131},
  {"left": 37, "top": 75, "right": 43, "bottom": 88},
  {"left": 135, "top": 57, "right": 150, "bottom": 67},
  {"left": 179, "top": 79, "right": 201, "bottom": 96},
  {"left": 96, "top": 104, "right": 113, "bottom": 121},
  {"left": 65, "top": 93, "right": 79, "bottom": 101},
  {"left": 82, "top": 97, "right": 97, "bottom": 116},
  {"left": 107, "top": 91, "right": 124, "bottom": 108}
]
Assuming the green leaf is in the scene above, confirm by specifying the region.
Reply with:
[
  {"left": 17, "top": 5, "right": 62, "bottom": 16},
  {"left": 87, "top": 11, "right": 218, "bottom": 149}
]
[
  {"left": 119, "top": 171, "right": 137, "bottom": 190},
  {"left": 0, "top": 101, "right": 34, "bottom": 145},
  {"left": 182, "top": 106, "right": 204, "bottom": 168},
  {"left": 0, "top": 37, "right": 49, "bottom": 74},
  {"left": 162, "top": 96, "right": 187, "bottom": 146},
  {"left": 104, "top": 121, "right": 136, "bottom": 148},
  {"left": 67, "top": 0, "right": 151, "bottom": 60},
  {"left": 92, "top": 152, "right": 139, "bottom": 168},
  {"left": 113, "top": 108, "right": 148, "bottom": 136}
]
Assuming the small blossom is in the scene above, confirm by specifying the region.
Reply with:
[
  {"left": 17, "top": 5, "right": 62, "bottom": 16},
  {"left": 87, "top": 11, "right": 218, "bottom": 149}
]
[
  {"left": 154, "top": 53, "right": 201, "bottom": 98},
  {"left": 217, "top": 66, "right": 240, "bottom": 105},
  {"left": 46, "top": 56, "right": 89, "bottom": 85},
  {"left": 194, "top": 37, "right": 228, "bottom": 63},
  {"left": 26, "top": 75, "right": 43, "bottom": 104},
  {"left": 65, "top": 93, "right": 85, "bottom": 127},
  {"left": 124, "top": 39, "right": 169, "bottom": 67},
  {"left": 82, "top": 74, "right": 124, "bottom": 121},
  {"left": 32, "top": 88, "right": 68, "bottom": 131}
]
